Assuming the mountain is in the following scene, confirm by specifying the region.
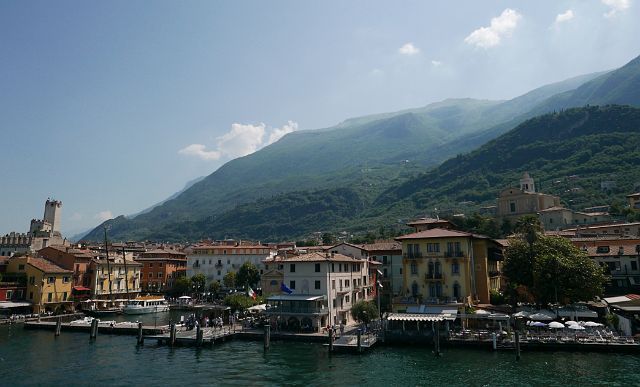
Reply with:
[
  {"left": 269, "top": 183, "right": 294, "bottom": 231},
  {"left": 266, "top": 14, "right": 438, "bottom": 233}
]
[
  {"left": 375, "top": 105, "right": 640, "bottom": 217},
  {"left": 128, "top": 175, "right": 205, "bottom": 218},
  {"left": 81, "top": 54, "right": 640, "bottom": 242}
]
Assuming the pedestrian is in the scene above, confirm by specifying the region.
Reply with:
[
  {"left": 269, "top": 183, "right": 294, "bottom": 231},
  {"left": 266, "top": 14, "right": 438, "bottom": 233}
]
[{"left": 340, "top": 322, "right": 344, "bottom": 336}]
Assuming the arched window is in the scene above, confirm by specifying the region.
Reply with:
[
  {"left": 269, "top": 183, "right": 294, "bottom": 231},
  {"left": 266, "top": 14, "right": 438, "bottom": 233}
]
[
  {"left": 411, "top": 282, "right": 419, "bottom": 297},
  {"left": 453, "top": 282, "right": 461, "bottom": 299},
  {"left": 428, "top": 261, "right": 434, "bottom": 276},
  {"left": 434, "top": 261, "right": 441, "bottom": 275}
]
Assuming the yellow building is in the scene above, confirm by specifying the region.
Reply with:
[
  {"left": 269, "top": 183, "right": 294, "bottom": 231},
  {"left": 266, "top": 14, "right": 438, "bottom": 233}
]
[
  {"left": 6, "top": 256, "right": 73, "bottom": 314},
  {"left": 393, "top": 228, "right": 503, "bottom": 312},
  {"left": 90, "top": 255, "right": 142, "bottom": 300}
]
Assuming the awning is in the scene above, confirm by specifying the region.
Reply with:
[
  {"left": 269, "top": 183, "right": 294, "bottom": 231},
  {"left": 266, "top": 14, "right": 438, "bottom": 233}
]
[
  {"left": 73, "top": 286, "right": 91, "bottom": 291},
  {"left": 0, "top": 302, "right": 32, "bottom": 309},
  {"left": 387, "top": 313, "right": 446, "bottom": 322}
]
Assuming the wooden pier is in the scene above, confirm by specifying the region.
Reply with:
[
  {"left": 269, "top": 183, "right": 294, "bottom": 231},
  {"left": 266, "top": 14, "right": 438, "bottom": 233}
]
[
  {"left": 145, "top": 326, "right": 236, "bottom": 346},
  {"left": 24, "top": 320, "right": 165, "bottom": 335}
]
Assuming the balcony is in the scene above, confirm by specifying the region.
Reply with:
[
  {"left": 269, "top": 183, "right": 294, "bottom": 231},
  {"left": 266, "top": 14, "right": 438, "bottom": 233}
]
[
  {"left": 214, "top": 263, "right": 223, "bottom": 268},
  {"left": 444, "top": 251, "right": 464, "bottom": 258},
  {"left": 403, "top": 252, "right": 423, "bottom": 260},
  {"left": 424, "top": 272, "right": 444, "bottom": 282},
  {"left": 192, "top": 262, "right": 201, "bottom": 268}
]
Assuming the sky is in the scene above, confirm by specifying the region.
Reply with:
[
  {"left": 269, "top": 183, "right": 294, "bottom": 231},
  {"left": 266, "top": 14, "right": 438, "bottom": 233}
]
[{"left": 1, "top": 0, "right": 639, "bottom": 237}]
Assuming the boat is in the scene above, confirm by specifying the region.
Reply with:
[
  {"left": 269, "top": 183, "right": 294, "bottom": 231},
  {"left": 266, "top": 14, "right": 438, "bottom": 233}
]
[
  {"left": 80, "top": 299, "right": 122, "bottom": 316},
  {"left": 123, "top": 296, "right": 170, "bottom": 315}
]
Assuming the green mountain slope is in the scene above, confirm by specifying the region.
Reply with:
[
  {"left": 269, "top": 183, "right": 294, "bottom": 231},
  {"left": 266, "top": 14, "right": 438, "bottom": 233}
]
[
  {"left": 81, "top": 55, "right": 640, "bottom": 242},
  {"left": 375, "top": 105, "right": 640, "bottom": 216}
]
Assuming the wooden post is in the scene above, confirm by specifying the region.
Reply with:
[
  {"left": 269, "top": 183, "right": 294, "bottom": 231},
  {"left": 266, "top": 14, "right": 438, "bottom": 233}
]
[
  {"left": 328, "top": 327, "right": 334, "bottom": 353},
  {"left": 196, "top": 325, "right": 203, "bottom": 347},
  {"left": 170, "top": 323, "right": 177, "bottom": 347},
  {"left": 90, "top": 319, "right": 98, "bottom": 339},
  {"left": 492, "top": 332, "right": 497, "bottom": 351},
  {"left": 54, "top": 317, "right": 62, "bottom": 336},
  {"left": 434, "top": 321, "right": 441, "bottom": 357},
  {"left": 137, "top": 322, "right": 144, "bottom": 345},
  {"left": 515, "top": 331, "right": 521, "bottom": 361},
  {"left": 264, "top": 324, "right": 271, "bottom": 350},
  {"left": 357, "top": 329, "right": 362, "bottom": 353}
]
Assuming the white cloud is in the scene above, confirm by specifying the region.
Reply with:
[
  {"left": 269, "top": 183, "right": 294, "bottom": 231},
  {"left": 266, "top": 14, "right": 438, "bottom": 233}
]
[
  {"left": 602, "top": 0, "right": 631, "bottom": 18},
  {"left": 431, "top": 60, "right": 443, "bottom": 67},
  {"left": 180, "top": 121, "right": 298, "bottom": 161},
  {"left": 70, "top": 212, "right": 83, "bottom": 221},
  {"left": 95, "top": 211, "right": 113, "bottom": 222},
  {"left": 178, "top": 144, "right": 221, "bottom": 160},
  {"left": 555, "top": 9, "right": 574, "bottom": 24},
  {"left": 267, "top": 121, "right": 298, "bottom": 145},
  {"left": 464, "top": 8, "right": 522, "bottom": 48},
  {"left": 398, "top": 42, "right": 420, "bottom": 56}
]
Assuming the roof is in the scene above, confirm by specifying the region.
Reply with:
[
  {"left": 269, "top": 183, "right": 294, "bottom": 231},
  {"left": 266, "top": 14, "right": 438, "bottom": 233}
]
[
  {"left": 538, "top": 206, "right": 570, "bottom": 213},
  {"left": 395, "top": 228, "right": 482, "bottom": 240},
  {"left": 140, "top": 249, "right": 186, "bottom": 256},
  {"left": 266, "top": 294, "right": 325, "bottom": 301},
  {"left": 264, "top": 251, "right": 366, "bottom": 263},
  {"left": 25, "top": 257, "right": 72, "bottom": 273},
  {"left": 361, "top": 241, "right": 402, "bottom": 252},
  {"left": 326, "top": 242, "right": 367, "bottom": 252},
  {"left": 192, "top": 245, "right": 275, "bottom": 251},
  {"left": 626, "top": 193, "right": 640, "bottom": 198},
  {"left": 406, "top": 218, "right": 452, "bottom": 226}
]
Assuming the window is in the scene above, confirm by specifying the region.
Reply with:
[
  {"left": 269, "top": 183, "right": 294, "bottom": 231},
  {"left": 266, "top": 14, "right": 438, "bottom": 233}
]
[
  {"left": 315, "top": 280, "right": 321, "bottom": 290},
  {"left": 63, "top": 276, "right": 70, "bottom": 283},
  {"left": 382, "top": 256, "right": 388, "bottom": 264},
  {"left": 18, "top": 264, "right": 25, "bottom": 271},
  {"left": 632, "top": 261, "right": 638, "bottom": 271},
  {"left": 345, "top": 295, "right": 350, "bottom": 303},
  {"left": 338, "top": 264, "right": 342, "bottom": 272},
  {"left": 6, "top": 290, "right": 13, "bottom": 299},
  {"left": 383, "top": 268, "right": 388, "bottom": 278},
  {"left": 452, "top": 262, "right": 460, "bottom": 275},
  {"left": 331, "top": 263, "right": 335, "bottom": 272},
  {"left": 345, "top": 280, "right": 350, "bottom": 288},
  {"left": 427, "top": 243, "right": 440, "bottom": 253},
  {"left": 315, "top": 263, "right": 321, "bottom": 272},
  {"left": 29, "top": 292, "right": 33, "bottom": 300},
  {"left": 332, "top": 280, "right": 335, "bottom": 290},
  {"left": 289, "top": 280, "right": 296, "bottom": 290},
  {"left": 217, "top": 270, "right": 221, "bottom": 276},
  {"left": 509, "top": 201, "right": 516, "bottom": 213},
  {"left": 333, "top": 299, "right": 336, "bottom": 308},
  {"left": 596, "top": 246, "right": 610, "bottom": 254},
  {"left": 158, "top": 272, "right": 163, "bottom": 278},
  {"left": 410, "top": 261, "right": 417, "bottom": 275},
  {"left": 148, "top": 273, "right": 153, "bottom": 278},
  {"left": 290, "top": 264, "right": 296, "bottom": 273},
  {"left": 47, "top": 293, "right": 53, "bottom": 302},
  {"left": 47, "top": 277, "right": 55, "bottom": 284}
]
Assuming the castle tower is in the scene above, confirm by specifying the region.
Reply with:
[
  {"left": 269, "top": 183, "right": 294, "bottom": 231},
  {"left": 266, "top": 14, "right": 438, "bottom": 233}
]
[
  {"left": 43, "top": 199, "right": 62, "bottom": 233},
  {"left": 519, "top": 172, "right": 536, "bottom": 193}
]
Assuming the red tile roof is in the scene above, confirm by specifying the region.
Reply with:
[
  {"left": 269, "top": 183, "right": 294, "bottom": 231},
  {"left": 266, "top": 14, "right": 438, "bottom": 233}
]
[
  {"left": 263, "top": 251, "right": 365, "bottom": 263},
  {"left": 395, "top": 228, "right": 475, "bottom": 240},
  {"left": 26, "top": 257, "right": 72, "bottom": 273}
]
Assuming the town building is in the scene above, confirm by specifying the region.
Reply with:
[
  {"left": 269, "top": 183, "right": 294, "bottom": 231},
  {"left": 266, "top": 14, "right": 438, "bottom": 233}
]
[
  {"left": 627, "top": 193, "right": 640, "bottom": 210},
  {"left": 187, "top": 241, "right": 276, "bottom": 285},
  {"left": 0, "top": 199, "right": 68, "bottom": 256},
  {"left": 393, "top": 228, "right": 504, "bottom": 312},
  {"left": 263, "top": 251, "right": 374, "bottom": 330},
  {"left": 5, "top": 256, "right": 73, "bottom": 314},
  {"left": 136, "top": 248, "right": 187, "bottom": 292},
  {"left": 362, "top": 241, "right": 403, "bottom": 309},
  {"left": 38, "top": 245, "right": 94, "bottom": 301},
  {"left": 89, "top": 253, "right": 142, "bottom": 300},
  {"left": 538, "top": 206, "right": 611, "bottom": 231},
  {"left": 405, "top": 217, "right": 453, "bottom": 232},
  {"left": 496, "top": 172, "right": 560, "bottom": 221},
  {"left": 565, "top": 222, "right": 640, "bottom": 238},
  {"left": 570, "top": 237, "right": 640, "bottom": 296}
]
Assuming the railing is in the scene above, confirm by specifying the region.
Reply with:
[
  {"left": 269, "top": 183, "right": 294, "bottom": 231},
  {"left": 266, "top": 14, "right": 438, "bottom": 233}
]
[
  {"left": 215, "top": 263, "right": 223, "bottom": 268},
  {"left": 403, "top": 252, "right": 423, "bottom": 259},
  {"left": 425, "top": 272, "right": 444, "bottom": 281},
  {"left": 192, "top": 262, "right": 201, "bottom": 268}
]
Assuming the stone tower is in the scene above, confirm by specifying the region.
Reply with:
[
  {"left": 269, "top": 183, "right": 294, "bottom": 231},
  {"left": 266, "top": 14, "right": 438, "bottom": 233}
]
[
  {"left": 519, "top": 172, "right": 536, "bottom": 193},
  {"left": 43, "top": 199, "right": 62, "bottom": 234}
]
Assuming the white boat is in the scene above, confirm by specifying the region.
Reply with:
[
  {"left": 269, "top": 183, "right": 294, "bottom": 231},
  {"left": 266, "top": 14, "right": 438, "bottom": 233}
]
[{"left": 123, "top": 297, "right": 170, "bottom": 315}]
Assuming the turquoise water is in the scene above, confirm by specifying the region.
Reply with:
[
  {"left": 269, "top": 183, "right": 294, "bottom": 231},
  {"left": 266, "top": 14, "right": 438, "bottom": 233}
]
[{"left": 1, "top": 313, "right": 640, "bottom": 386}]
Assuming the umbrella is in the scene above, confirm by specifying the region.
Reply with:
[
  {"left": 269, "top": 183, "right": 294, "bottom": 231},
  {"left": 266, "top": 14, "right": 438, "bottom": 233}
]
[
  {"left": 583, "top": 321, "right": 603, "bottom": 327},
  {"left": 475, "top": 309, "right": 491, "bottom": 315},
  {"left": 564, "top": 320, "right": 579, "bottom": 326},
  {"left": 529, "top": 313, "right": 554, "bottom": 321},
  {"left": 568, "top": 324, "right": 585, "bottom": 330},
  {"left": 512, "top": 311, "right": 530, "bottom": 318},
  {"left": 531, "top": 322, "right": 547, "bottom": 327},
  {"left": 548, "top": 321, "right": 565, "bottom": 329}
]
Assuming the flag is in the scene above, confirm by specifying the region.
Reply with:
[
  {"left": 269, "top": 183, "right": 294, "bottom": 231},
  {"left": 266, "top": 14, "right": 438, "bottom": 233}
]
[
  {"left": 280, "top": 282, "right": 293, "bottom": 294},
  {"left": 247, "top": 286, "right": 256, "bottom": 300}
]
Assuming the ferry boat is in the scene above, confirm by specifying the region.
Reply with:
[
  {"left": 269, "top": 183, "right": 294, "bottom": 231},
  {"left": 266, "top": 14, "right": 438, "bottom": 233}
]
[{"left": 123, "top": 296, "right": 170, "bottom": 315}]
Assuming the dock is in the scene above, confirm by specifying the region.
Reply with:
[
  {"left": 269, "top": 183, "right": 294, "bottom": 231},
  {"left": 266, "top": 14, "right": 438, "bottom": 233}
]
[
  {"left": 145, "top": 326, "right": 236, "bottom": 346},
  {"left": 24, "top": 320, "right": 165, "bottom": 335},
  {"left": 329, "top": 333, "right": 378, "bottom": 352}
]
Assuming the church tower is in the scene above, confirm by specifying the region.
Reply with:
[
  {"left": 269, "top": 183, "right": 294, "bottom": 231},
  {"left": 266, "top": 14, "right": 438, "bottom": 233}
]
[
  {"left": 43, "top": 199, "right": 62, "bottom": 234},
  {"left": 519, "top": 172, "right": 536, "bottom": 193}
]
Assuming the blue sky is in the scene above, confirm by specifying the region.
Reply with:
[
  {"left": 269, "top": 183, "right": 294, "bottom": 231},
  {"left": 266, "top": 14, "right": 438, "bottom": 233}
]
[{"left": 1, "top": 0, "right": 639, "bottom": 236}]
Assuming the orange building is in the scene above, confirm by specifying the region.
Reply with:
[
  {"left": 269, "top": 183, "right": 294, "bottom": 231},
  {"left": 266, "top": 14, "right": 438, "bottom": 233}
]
[{"left": 136, "top": 249, "right": 187, "bottom": 292}]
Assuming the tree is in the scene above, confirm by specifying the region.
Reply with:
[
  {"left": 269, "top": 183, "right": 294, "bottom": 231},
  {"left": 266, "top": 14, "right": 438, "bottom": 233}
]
[
  {"left": 223, "top": 271, "right": 237, "bottom": 288},
  {"left": 171, "top": 276, "right": 192, "bottom": 296},
  {"left": 191, "top": 273, "right": 206, "bottom": 294},
  {"left": 503, "top": 234, "right": 608, "bottom": 305},
  {"left": 322, "top": 232, "right": 335, "bottom": 246},
  {"left": 208, "top": 281, "right": 221, "bottom": 297},
  {"left": 236, "top": 262, "right": 260, "bottom": 289},
  {"left": 223, "top": 293, "right": 263, "bottom": 312},
  {"left": 350, "top": 301, "right": 379, "bottom": 327}
]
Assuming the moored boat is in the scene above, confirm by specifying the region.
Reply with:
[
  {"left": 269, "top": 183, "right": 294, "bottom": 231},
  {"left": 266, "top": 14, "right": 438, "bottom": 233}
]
[{"left": 123, "top": 296, "right": 170, "bottom": 315}]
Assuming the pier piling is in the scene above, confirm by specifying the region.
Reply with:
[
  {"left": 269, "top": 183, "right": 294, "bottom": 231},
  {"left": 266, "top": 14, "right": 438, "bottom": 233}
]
[
  {"left": 328, "top": 328, "right": 334, "bottom": 353},
  {"left": 492, "top": 332, "right": 497, "bottom": 351},
  {"left": 264, "top": 325, "right": 271, "bottom": 350},
  {"left": 434, "top": 321, "right": 441, "bottom": 357},
  {"left": 137, "top": 322, "right": 144, "bottom": 345},
  {"left": 170, "top": 324, "right": 177, "bottom": 347},
  {"left": 196, "top": 325, "right": 203, "bottom": 348},
  {"left": 515, "top": 331, "right": 521, "bottom": 361},
  {"left": 90, "top": 319, "right": 99, "bottom": 339},
  {"left": 357, "top": 329, "right": 362, "bottom": 353},
  {"left": 55, "top": 317, "right": 62, "bottom": 337}
]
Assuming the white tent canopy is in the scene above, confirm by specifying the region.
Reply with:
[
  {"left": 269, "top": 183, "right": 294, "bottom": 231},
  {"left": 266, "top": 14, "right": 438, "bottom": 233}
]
[{"left": 529, "top": 313, "right": 554, "bottom": 321}]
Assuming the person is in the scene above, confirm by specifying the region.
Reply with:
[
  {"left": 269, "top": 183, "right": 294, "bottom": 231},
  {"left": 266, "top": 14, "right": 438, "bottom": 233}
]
[{"left": 339, "top": 322, "right": 344, "bottom": 336}]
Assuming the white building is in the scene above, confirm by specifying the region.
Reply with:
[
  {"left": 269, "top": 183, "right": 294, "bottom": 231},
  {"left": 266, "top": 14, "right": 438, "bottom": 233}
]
[
  {"left": 187, "top": 242, "right": 276, "bottom": 284},
  {"left": 264, "top": 251, "right": 374, "bottom": 330}
]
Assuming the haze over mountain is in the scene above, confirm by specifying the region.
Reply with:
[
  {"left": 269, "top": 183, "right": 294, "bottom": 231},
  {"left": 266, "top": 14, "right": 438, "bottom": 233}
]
[{"left": 82, "top": 54, "right": 640, "bottom": 242}]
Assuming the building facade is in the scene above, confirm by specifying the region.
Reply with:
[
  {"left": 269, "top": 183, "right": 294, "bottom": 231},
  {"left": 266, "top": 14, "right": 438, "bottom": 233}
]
[
  {"left": 136, "top": 249, "right": 187, "bottom": 292},
  {"left": 496, "top": 173, "right": 561, "bottom": 221},
  {"left": 89, "top": 254, "right": 142, "bottom": 300},
  {"left": 187, "top": 242, "right": 276, "bottom": 284},
  {"left": 539, "top": 207, "right": 611, "bottom": 231}
]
